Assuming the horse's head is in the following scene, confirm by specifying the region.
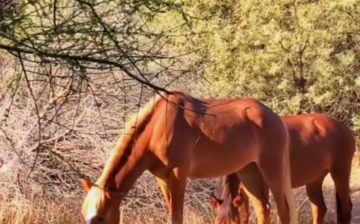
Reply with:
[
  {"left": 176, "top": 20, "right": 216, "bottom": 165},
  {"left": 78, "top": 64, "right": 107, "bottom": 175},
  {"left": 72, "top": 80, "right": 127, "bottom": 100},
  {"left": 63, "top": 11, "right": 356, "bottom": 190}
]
[
  {"left": 80, "top": 178, "right": 120, "bottom": 224},
  {"left": 210, "top": 193, "right": 243, "bottom": 224}
]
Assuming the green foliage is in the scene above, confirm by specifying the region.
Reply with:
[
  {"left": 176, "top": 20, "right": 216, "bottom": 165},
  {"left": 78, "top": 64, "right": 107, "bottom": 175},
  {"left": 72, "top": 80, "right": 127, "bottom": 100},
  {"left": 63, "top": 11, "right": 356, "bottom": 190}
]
[
  {"left": 146, "top": 0, "right": 360, "bottom": 132},
  {"left": 1, "top": 0, "right": 360, "bottom": 132}
]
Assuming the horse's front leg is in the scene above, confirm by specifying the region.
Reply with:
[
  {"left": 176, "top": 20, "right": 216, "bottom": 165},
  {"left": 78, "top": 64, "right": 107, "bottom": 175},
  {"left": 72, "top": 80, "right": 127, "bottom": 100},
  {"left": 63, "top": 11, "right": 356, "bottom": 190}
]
[
  {"left": 152, "top": 166, "right": 188, "bottom": 224},
  {"left": 168, "top": 167, "right": 188, "bottom": 224},
  {"left": 155, "top": 177, "right": 172, "bottom": 212}
]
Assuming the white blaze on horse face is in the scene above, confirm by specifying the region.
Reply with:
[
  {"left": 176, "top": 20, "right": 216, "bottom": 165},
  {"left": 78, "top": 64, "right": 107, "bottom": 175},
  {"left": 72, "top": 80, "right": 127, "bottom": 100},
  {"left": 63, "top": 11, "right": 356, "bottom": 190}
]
[{"left": 83, "top": 187, "right": 103, "bottom": 222}]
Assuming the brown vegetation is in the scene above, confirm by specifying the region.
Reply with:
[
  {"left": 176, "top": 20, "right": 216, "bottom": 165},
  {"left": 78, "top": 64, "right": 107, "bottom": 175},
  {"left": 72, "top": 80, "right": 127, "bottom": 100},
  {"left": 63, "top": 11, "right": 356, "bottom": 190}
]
[{"left": 0, "top": 56, "right": 359, "bottom": 223}]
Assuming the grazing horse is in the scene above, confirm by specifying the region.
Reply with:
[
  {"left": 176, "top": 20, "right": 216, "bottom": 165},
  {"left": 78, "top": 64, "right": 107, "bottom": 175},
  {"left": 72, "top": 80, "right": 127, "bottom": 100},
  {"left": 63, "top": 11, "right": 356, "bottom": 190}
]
[
  {"left": 210, "top": 113, "right": 355, "bottom": 224},
  {"left": 79, "top": 90, "right": 299, "bottom": 224}
]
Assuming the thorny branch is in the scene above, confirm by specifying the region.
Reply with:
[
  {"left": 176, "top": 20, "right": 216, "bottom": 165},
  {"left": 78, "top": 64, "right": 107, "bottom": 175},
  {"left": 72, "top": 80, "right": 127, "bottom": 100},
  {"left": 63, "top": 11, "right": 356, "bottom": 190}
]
[{"left": 0, "top": 0, "right": 208, "bottom": 194}]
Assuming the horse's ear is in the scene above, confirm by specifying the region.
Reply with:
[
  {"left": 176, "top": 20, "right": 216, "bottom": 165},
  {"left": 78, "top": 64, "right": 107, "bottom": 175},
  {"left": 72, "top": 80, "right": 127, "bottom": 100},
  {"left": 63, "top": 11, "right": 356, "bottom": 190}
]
[
  {"left": 210, "top": 193, "right": 223, "bottom": 209},
  {"left": 80, "top": 178, "right": 93, "bottom": 192},
  {"left": 232, "top": 195, "right": 243, "bottom": 207},
  {"left": 233, "top": 184, "right": 246, "bottom": 207}
]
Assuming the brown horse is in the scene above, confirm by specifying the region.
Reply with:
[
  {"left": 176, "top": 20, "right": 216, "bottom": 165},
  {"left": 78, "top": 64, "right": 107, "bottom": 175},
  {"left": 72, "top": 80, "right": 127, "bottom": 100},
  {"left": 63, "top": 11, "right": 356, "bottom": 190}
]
[
  {"left": 210, "top": 113, "right": 355, "bottom": 224},
  {"left": 79, "top": 90, "right": 299, "bottom": 224}
]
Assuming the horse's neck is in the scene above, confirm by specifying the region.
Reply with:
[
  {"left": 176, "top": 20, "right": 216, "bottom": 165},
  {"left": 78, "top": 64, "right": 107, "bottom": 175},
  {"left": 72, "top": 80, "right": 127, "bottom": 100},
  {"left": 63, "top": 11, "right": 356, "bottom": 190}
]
[{"left": 97, "top": 137, "right": 153, "bottom": 201}]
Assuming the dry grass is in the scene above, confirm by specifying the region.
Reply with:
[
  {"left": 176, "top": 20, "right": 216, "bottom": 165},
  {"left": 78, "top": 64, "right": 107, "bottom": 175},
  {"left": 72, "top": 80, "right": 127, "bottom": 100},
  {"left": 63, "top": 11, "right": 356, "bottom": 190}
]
[
  {"left": 0, "top": 54, "right": 359, "bottom": 224},
  {"left": 0, "top": 164, "right": 359, "bottom": 224}
]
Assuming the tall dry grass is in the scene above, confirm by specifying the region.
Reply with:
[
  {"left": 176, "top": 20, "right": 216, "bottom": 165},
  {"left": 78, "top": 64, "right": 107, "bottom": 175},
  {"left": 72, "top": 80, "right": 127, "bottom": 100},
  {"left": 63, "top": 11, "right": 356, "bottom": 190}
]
[
  {"left": 0, "top": 53, "right": 359, "bottom": 224},
  {"left": 2, "top": 168, "right": 359, "bottom": 224},
  {"left": 0, "top": 52, "right": 214, "bottom": 224}
]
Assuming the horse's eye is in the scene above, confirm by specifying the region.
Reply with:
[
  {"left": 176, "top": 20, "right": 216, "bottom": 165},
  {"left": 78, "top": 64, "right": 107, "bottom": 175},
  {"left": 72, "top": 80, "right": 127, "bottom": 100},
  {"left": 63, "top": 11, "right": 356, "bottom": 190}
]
[{"left": 98, "top": 216, "right": 105, "bottom": 222}]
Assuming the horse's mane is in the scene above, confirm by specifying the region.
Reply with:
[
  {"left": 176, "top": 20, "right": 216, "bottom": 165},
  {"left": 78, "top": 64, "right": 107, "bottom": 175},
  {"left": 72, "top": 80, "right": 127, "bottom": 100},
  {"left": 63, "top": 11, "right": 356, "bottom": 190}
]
[
  {"left": 215, "top": 173, "right": 241, "bottom": 220},
  {"left": 99, "top": 91, "right": 170, "bottom": 186}
]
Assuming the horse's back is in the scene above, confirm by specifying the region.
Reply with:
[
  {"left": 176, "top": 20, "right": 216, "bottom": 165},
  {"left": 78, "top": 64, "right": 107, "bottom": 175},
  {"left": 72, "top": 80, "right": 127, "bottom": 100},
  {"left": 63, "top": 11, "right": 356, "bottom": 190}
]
[
  {"left": 198, "top": 97, "right": 288, "bottom": 147},
  {"left": 282, "top": 113, "right": 355, "bottom": 186},
  {"left": 283, "top": 113, "right": 354, "bottom": 148},
  {"left": 163, "top": 94, "right": 289, "bottom": 178},
  {"left": 173, "top": 93, "right": 286, "bottom": 134},
  {"left": 157, "top": 93, "right": 289, "bottom": 152}
]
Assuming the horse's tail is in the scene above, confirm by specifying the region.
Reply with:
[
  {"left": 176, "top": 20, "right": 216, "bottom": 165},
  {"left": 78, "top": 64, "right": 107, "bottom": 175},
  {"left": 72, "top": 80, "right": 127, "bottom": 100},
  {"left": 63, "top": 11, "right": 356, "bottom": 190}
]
[{"left": 282, "top": 121, "right": 299, "bottom": 224}]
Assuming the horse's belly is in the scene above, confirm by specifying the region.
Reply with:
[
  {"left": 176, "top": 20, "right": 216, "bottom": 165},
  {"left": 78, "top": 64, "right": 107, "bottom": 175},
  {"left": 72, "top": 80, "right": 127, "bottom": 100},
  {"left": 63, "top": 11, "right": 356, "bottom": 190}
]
[
  {"left": 188, "top": 163, "right": 239, "bottom": 178},
  {"left": 290, "top": 149, "right": 330, "bottom": 188},
  {"left": 291, "top": 167, "right": 328, "bottom": 188},
  {"left": 188, "top": 147, "right": 255, "bottom": 179}
]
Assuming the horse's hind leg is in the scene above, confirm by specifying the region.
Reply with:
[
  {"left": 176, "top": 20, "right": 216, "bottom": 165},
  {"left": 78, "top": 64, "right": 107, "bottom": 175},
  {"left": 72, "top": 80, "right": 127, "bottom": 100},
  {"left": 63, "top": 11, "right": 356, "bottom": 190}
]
[
  {"left": 257, "top": 160, "right": 292, "bottom": 224},
  {"left": 330, "top": 164, "right": 353, "bottom": 224},
  {"left": 237, "top": 163, "right": 270, "bottom": 224},
  {"left": 305, "top": 172, "right": 328, "bottom": 224}
]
